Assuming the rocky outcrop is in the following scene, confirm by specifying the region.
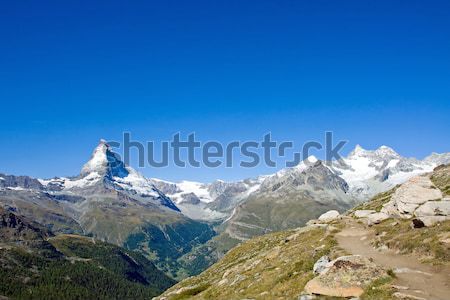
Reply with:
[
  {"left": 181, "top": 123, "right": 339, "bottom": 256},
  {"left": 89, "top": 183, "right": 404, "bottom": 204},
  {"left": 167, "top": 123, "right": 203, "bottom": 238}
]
[
  {"left": 355, "top": 174, "right": 450, "bottom": 227},
  {"left": 381, "top": 176, "right": 442, "bottom": 218},
  {"left": 304, "top": 255, "right": 386, "bottom": 298}
]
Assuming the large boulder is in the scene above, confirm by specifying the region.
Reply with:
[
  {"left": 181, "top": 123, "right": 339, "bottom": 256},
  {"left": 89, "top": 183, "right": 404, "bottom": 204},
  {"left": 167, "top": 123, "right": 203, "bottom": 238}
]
[
  {"left": 318, "top": 210, "right": 340, "bottom": 223},
  {"left": 304, "top": 255, "right": 386, "bottom": 298},
  {"left": 366, "top": 212, "right": 389, "bottom": 225},
  {"left": 381, "top": 176, "right": 443, "bottom": 219},
  {"left": 414, "top": 200, "right": 450, "bottom": 217}
]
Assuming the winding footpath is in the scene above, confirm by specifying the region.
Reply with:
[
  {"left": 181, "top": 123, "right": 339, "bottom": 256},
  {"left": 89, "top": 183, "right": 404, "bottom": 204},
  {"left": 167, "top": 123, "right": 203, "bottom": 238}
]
[{"left": 336, "top": 220, "right": 450, "bottom": 300}]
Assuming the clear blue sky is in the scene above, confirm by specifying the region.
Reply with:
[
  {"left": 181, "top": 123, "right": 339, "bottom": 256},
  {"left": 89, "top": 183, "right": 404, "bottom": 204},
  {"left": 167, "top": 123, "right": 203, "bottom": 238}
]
[{"left": 1, "top": 0, "right": 449, "bottom": 182}]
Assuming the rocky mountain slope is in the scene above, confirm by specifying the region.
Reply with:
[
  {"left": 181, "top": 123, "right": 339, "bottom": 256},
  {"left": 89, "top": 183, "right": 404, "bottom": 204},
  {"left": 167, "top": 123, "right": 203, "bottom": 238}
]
[
  {"left": 158, "top": 164, "right": 450, "bottom": 300},
  {"left": 223, "top": 159, "right": 353, "bottom": 241},
  {"left": 0, "top": 207, "right": 175, "bottom": 299}
]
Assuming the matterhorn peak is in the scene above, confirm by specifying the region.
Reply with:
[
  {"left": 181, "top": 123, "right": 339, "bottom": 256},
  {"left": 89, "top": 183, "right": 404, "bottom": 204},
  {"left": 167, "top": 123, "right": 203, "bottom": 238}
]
[{"left": 80, "top": 139, "right": 129, "bottom": 178}]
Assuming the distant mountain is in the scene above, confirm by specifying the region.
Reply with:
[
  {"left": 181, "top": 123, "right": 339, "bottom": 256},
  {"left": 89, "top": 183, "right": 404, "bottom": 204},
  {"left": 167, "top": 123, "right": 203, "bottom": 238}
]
[
  {"left": 151, "top": 177, "right": 266, "bottom": 221},
  {"left": 332, "top": 145, "right": 444, "bottom": 199},
  {"left": 223, "top": 158, "right": 352, "bottom": 241}
]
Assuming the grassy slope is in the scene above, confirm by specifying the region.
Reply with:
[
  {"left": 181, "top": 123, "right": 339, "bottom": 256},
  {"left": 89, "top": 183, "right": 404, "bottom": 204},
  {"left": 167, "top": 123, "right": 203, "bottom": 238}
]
[
  {"left": 372, "top": 219, "right": 450, "bottom": 265},
  {"left": 430, "top": 164, "right": 450, "bottom": 196},
  {"left": 158, "top": 226, "right": 340, "bottom": 300},
  {"left": 76, "top": 192, "right": 216, "bottom": 280}
]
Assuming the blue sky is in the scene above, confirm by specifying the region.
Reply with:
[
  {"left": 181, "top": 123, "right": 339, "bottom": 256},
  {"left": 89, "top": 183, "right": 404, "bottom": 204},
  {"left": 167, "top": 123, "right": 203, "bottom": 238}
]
[{"left": 0, "top": 0, "right": 449, "bottom": 182}]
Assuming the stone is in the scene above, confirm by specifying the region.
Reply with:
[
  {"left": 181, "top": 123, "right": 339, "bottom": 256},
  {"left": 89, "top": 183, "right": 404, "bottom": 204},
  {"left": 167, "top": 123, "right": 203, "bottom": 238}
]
[
  {"left": 313, "top": 256, "right": 330, "bottom": 275},
  {"left": 354, "top": 210, "right": 376, "bottom": 218},
  {"left": 366, "top": 212, "right": 389, "bottom": 225},
  {"left": 411, "top": 219, "right": 425, "bottom": 228},
  {"left": 382, "top": 176, "right": 443, "bottom": 218},
  {"left": 318, "top": 210, "right": 340, "bottom": 223},
  {"left": 304, "top": 255, "right": 385, "bottom": 298},
  {"left": 414, "top": 200, "right": 450, "bottom": 217},
  {"left": 391, "top": 285, "right": 409, "bottom": 290}
]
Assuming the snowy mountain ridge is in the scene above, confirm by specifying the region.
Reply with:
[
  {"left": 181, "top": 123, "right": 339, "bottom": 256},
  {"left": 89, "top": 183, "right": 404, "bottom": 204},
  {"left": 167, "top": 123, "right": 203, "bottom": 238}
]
[
  {"left": 149, "top": 145, "right": 449, "bottom": 221},
  {"left": 35, "top": 141, "right": 450, "bottom": 222}
]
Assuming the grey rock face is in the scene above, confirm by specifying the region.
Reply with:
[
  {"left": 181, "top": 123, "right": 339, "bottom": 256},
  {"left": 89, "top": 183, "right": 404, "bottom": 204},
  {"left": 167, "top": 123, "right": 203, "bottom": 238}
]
[
  {"left": 151, "top": 180, "right": 181, "bottom": 195},
  {"left": 178, "top": 193, "right": 201, "bottom": 205},
  {"left": 0, "top": 173, "right": 43, "bottom": 190}
]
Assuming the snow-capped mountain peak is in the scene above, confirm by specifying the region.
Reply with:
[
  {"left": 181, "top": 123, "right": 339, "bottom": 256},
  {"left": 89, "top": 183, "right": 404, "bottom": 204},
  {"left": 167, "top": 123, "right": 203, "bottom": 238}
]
[
  {"left": 274, "top": 155, "right": 319, "bottom": 177},
  {"left": 349, "top": 144, "right": 366, "bottom": 156},
  {"left": 80, "top": 139, "right": 129, "bottom": 178},
  {"left": 348, "top": 144, "right": 400, "bottom": 160},
  {"left": 374, "top": 145, "right": 400, "bottom": 158},
  {"left": 332, "top": 145, "right": 444, "bottom": 200},
  {"left": 40, "top": 140, "right": 180, "bottom": 211}
]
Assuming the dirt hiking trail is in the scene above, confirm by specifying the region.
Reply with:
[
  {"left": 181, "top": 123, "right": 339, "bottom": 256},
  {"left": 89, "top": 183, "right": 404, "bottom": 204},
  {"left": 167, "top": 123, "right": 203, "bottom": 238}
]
[{"left": 336, "top": 219, "right": 450, "bottom": 300}]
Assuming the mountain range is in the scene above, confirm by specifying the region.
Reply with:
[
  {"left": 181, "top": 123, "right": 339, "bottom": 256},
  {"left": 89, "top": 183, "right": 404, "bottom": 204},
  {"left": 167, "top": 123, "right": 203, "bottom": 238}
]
[{"left": 1, "top": 140, "right": 449, "bottom": 280}]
